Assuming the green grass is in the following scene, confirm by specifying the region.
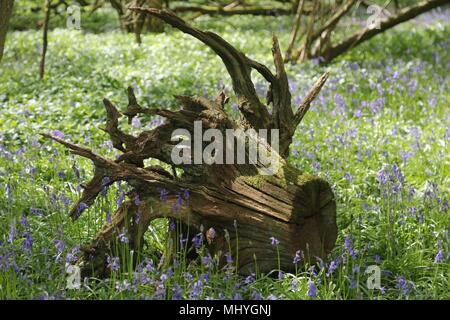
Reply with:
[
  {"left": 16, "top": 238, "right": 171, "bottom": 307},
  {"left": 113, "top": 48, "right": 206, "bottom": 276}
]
[{"left": 0, "top": 9, "right": 449, "bottom": 299}]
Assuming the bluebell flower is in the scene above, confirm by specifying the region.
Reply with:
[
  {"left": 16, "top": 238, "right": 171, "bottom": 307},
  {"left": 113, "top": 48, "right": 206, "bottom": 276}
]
[
  {"left": 233, "top": 293, "right": 243, "bottom": 300},
  {"left": 168, "top": 218, "right": 176, "bottom": 231},
  {"left": 107, "top": 256, "right": 120, "bottom": 272},
  {"left": 293, "top": 250, "right": 302, "bottom": 265},
  {"left": 252, "top": 291, "right": 262, "bottom": 300},
  {"left": 292, "top": 278, "right": 298, "bottom": 290},
  {"left": 245, "top": 273, "right": 255, "bottom": 284},
  {"left": 21, "top": 232, "right": 33, "bottom": 252},
  {"left": 183, "top": 272, "right": 193, "bottom": 282},
  {"left": 76, "top": 202, "right": 88, "bottom": 217},
  {"left": 270, "top": 237, "right": 280, "bottom": 246},
  {"left": 224, "top": 252, "right": 233, "bottom": 265},
  {"left": 327, "top": 259, "right": 339, "bottom": 276},
  {"left": 20, "top": 215, "right": 29, "bottom": 229},
  {"left": 172, "top": 284, "right": 182, "bottom": 300},
  {"left": 434, "top": 250, "right": 444, "bottom": 264},
  {"left": 134, "top": 194, "right": 141, "bottom": 206},
  {"left": 144, "top": 258, "right": 155, "bottom": 273},
  {"left": 51, "top": 130, "right": 65, "bottom": 139},
  {"left": 54, "top": 239, "right": 65, "bottom": 254},
  {"left": 179, "top": 235, "right": 188, "bottom": 249},
  {"left": 192, "top": 232, "right": 203, "bottom": 248},
  {"left": 278, "top": 271, "right": 284, "bottom": 280},
  {"left": 116, "top": 191, "right": 125, "bottom": 207},
  {"left": 132, "top": 117, "right": 141, "bottom": 129},
  {"left": 119, "top": 232, "right": 129, "bottom": 244},
  {"left": 307, "top": 280, "right": 317, "bottom": 299},
  {"left": 396, "top": 276, "right": 414, "bottom": 295}
]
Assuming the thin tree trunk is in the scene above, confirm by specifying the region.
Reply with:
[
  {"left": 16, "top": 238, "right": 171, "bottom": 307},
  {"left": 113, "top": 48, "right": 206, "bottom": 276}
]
[
  {"left": 284, "top": 0, "right": 305, "bottom": 62},
  {"left": 0, "top": 0, "right": 15, "bottom": 63},
  {"left": 297, "top": 0, "right": 319, "bottom": 62},
  {"left": 39, "top": 0, "right": 52, "bottom": 80}
]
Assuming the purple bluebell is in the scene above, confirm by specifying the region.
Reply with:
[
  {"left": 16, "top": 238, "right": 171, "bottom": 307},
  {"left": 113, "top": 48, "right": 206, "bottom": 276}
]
[
  {"left": 76, "top": 202, "right": 88, "bottom": 217},
  {"left": 20, "top": 215, "right": 29, "bottom": 229},
  {"left": 434, "top": 250, "right": 444, "bottom": 264},
  {"left": 252, "top": 291, "right": 262, "bottom": 300},
  {"left": 327, "top": 259, "right": 339, "bottom": 276},
  {"left": 293, "top": 250, "right": 302, "bottom": 265},
  {"left": 307, "top": 280, "right": 317, "bottom": 299},
  {"left": 168, "top": 218, "right": 176, "bottom": 231},
  {"left": 51, "top": 130, "right": 65, "bottom": 139},
  {"left": 107, "top": 256, "right": 120, "bottom": 271},
  {"left": 54, "top": 239, "right": 65, "bottom": 254},
  {"left": 116, "top": 191, "right": 125, "bottom": 207},
  {"left": 134, "top": 194, "right": 141, "bottom": 206},
  {"left": 245, "top": 273, "right": 255, "bottom": 284},
  {"left": 270, "top": 237, "right": 280, "bottom": 246},
  {"left": 21, "top": 232, "right": 33, "bottom": 252},
  {"left": 192, "top": 232, "right": 203, "bottom": 248},
  {"left": 396, "top": 276, "right": 414, "bottom": 295},
  {"left": 119, "top": 232, "right": 129, "bottom": 244}
]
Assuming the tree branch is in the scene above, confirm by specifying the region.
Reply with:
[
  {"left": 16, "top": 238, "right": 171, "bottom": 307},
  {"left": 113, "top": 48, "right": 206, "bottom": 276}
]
[
  {"left": 130, "top": 7, "right": 272, "bottom": 130},
  {"left": 318, "top": 0, "right": 449, "bottom": 63}
]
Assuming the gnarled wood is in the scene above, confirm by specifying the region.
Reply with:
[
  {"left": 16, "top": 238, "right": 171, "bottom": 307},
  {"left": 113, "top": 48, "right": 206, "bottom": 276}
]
[{"left": 43, "top": 9, "right": 336, "bottom": 276}]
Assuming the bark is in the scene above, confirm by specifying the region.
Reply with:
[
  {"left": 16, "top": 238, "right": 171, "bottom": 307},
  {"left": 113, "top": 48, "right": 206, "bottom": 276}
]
[
  {"left": 317, "top": 0, "right": 450, "bottom": 63},
  {"left": 43, "top": 9, "right": 336, "bottom": 277},
  {"left": 0, "top": 0, "right": 14, "bottom": 63},
  {"left": 171, "top": 4, "right": 296, "bottom": 16},
  {"left": 39, "top": 0, "right": 52, "bottom": 80},
  {"left": 111, "top": 0, "right": 164, "bottom": 36},
  {"left": 284, "top": 0, "right": 305, "bottom": 62}
]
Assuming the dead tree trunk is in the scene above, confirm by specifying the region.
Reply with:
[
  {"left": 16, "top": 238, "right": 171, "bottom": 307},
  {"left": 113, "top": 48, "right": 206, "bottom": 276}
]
[
  {"left": 43, "top": 9, "right": 336, "bottom": 277},
  {"left": 285, "top": 0, "right": 449, "bottom": 64},
  {"left": 0, "top": 0, "right": 15, "bottom": 63},
  {"left": 316, "top": 0, "right": 450, "bottom": 63}
]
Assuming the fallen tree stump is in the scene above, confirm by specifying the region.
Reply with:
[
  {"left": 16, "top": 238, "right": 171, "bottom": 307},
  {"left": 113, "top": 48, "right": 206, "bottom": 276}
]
[{"left": 43, "top": 8, "right": 337, "bottom": 277}]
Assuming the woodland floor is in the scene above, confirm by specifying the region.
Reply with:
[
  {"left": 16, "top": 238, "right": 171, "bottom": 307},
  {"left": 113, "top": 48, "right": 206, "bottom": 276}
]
[{"left": 0, "top": 7, "right": 449, "bottom": 299}]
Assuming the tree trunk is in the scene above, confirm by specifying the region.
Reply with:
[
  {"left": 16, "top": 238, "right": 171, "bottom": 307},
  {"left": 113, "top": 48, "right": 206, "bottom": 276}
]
[
  {"left": 0, "top": 0, "right": 14, "bottom": 63},
  {"left": 111, "top": 0, "right": 164, "bottom": 37},
  {"left": 39, "top": 0, "right": 52, "bottom": 80},
  {"left": 43, "top": 9, "right": 336, "bottom": 277}
]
